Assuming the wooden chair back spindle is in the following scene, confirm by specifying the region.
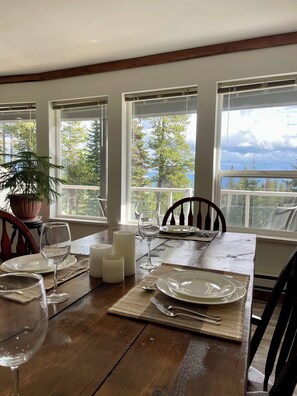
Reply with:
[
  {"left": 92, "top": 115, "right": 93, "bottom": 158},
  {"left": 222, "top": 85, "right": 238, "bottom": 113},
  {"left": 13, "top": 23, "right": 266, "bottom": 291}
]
[{"left": 162, "top": 197, "right": 226, "bottom": 232}]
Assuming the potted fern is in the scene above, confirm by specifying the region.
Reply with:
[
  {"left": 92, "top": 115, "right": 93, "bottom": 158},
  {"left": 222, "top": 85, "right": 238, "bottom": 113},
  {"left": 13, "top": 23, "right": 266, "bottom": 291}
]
[{"left": 0, "top": 151, "right": 65, "bottom": 219}]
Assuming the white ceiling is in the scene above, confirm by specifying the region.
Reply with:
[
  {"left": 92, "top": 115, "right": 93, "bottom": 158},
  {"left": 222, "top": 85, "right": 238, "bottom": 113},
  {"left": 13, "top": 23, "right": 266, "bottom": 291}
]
[{"left": 1, "top": 0, "right": 297, "bottom": 76}]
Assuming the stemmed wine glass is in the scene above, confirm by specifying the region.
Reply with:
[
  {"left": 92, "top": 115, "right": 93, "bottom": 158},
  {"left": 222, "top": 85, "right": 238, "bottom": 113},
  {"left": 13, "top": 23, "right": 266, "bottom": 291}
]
[
  {"left": 40, "top": 222, "right": 71, "bottom": 304},
  {"left": 134, "top": 198, "right": 150, "bottom": 220},
  {"left": 0, "top": 273, "right": 48, "bottom": 395},
  {"left": 138, "top": 210, "right": 160, "bottom": 270}
]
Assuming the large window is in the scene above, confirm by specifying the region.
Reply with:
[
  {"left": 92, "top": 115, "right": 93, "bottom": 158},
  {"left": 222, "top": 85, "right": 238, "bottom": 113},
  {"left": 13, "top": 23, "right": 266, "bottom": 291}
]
[
  {"left": 53, "top": 98, "right": 108, "bottom": 220},
  {"left": 124, "top": 87, "right": 197, "bottom": 222},
  {"left": 0, "top": 102, "right": 36, "bottom": 154},
  {"left": 217, "top": 78, "right": 297, "bottom": 235},
  {"left": 0, "top": 102, "right": 36, "bottom": 209}
]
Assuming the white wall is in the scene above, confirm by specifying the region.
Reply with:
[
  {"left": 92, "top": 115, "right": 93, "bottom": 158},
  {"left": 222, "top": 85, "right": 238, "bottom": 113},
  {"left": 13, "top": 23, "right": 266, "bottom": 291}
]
[{"left": 1, "top": 44, "right": 297, "bottom": 279}]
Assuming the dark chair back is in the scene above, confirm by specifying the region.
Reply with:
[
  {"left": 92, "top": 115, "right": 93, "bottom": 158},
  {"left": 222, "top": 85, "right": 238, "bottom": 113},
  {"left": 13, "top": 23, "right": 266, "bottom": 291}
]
[
  {"left": 162, "top": 197, "right": 226, "bottom": 232},
  {"left": 248, "top": 248, "right": 297, "bottom": 395},
  {"left": 0, "top": 210, "right": 39, "bottom": 262}
]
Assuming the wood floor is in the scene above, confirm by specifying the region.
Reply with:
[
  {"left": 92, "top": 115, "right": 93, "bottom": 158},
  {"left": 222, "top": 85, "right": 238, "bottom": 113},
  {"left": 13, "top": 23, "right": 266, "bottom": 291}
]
[{"left": 251, "top": 301, "right": 297, "bottom": 395}]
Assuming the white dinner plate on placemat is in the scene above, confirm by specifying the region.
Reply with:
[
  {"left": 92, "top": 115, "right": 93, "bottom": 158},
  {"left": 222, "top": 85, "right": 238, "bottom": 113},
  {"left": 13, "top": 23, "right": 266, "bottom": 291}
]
[
  {"left": 160, "top": 225, "right": 199, "bottom": 235},
  {"left": 1, "top": 253, "right": 77, "bottom": 274},
  {"left": 162, "top": 270, "right": 236, "bottom": 299},
  {"left": 156, "top": 274, "right": 246, "bottom": 305}
]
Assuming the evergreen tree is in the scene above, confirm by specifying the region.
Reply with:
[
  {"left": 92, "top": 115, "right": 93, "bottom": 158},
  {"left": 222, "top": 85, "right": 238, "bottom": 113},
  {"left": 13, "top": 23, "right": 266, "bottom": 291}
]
[
  {"left": 60, "top": 121, "right": 91, "bottom": 215},
  {"left": 0, "top": 122, "right": 36, "bottom": 153},
  {"left": 131, "top": 119, "right": 150, "bottom": 187},
  {"left": 237, "top": 166, "right": 259, "bottom": 191},
  {"left": 227, "top": 165, "right": 237, "bottom": 189},
  {"left": 131, "top": 119, "right": 151, "bottom": 212},
  {"left": 60, "top": 121, "right": 89, "bottom": 185},
  {"left": 288, "top": 162, "right": 297, "bottom": 192},
  {"left": 147, "top": 115, "right": 194, "bottom": 211},
  {"left": 86, "top": 120, "right": 101, "bottom": 186}
]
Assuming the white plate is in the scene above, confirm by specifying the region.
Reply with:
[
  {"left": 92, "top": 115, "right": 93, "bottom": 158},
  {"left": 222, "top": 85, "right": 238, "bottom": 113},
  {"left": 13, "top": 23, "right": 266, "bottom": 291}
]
[
  {"left": 0, "top": 254, "right": 77, "bottom": 274},
  {"left": 156, "top": 275, "right": 246, "bottom": 305},
  {"left": 163, "top": 270, "right": 236, "bottom": 299},
  {"left": 160, "top": 225, "right": 199, "bottom": 235}
]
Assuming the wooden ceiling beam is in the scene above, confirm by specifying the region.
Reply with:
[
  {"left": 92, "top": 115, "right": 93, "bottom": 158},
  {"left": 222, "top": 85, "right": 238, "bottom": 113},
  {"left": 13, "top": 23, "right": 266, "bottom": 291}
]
[{"left": 0, "top": 31, "right": 297, "bottom": 85}]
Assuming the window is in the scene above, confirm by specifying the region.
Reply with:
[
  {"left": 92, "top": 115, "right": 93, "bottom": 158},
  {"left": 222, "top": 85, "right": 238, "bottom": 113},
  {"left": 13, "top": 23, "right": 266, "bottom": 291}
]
[
  {"left": 52, "top": 98, "right": 108, "bottom": 220},
  {"left": 0, "top": 102, "right": 36, "bottom": 154},
  {"left": 0, "top": 102, "right": 36, "bottom": 209},
  {"left": 124, "top": 87, "right": 197, "bottom": 222},
  {"left": 216, "top": 77, "right": 297, "bottom": 235}
]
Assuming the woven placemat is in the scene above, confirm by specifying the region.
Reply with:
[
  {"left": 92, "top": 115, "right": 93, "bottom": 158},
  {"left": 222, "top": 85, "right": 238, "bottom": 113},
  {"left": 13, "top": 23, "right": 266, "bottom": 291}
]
[{"left": 108, "top": 263, "right": 250, "bottom": 342}]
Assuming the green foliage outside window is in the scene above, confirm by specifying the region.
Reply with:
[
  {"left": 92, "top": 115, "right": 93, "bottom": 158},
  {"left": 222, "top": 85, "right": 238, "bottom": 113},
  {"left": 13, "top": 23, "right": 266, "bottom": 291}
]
[{"left": 131, "top": 114, "right": 195, "bottom": 215}]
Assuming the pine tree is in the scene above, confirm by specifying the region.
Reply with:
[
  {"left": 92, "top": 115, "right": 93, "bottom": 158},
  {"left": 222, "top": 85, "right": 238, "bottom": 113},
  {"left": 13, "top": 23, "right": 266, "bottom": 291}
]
[
  {"left": 60, "top": 121, "right": 89, "bottom": 184},
  {"left": 288, "top": 162, "right": 297, "bottom": 192},
  {"left": 86, "top": 120, "right": 101, "bottom": 186},
  {"left": 131, "top": 119, "right": 150, "bottom": 187},
  {"left": 0, "top": 122, "right": 36, "bottom": 153},
  {"left": 147, "top": 115, "right": 194, "bottom": 212}
]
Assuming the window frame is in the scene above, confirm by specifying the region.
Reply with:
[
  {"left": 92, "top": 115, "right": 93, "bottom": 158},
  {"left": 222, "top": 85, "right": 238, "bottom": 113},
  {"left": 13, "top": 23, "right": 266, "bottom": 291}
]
[
  {"left": 215, "top": 76, "right": 297, "bottom": 238},
  {"left": 123, "top": 86, "right": 198, "bottom": 224},
  {"left": 52, "top": 97, "right": 108, "bottom": 222}
]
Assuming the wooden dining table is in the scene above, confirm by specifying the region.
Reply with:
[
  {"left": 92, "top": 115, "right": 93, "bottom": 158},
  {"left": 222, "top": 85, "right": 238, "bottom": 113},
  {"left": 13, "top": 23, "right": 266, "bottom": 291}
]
[{"left": 0, "top": 226, "right": 256, "bottom": 396}]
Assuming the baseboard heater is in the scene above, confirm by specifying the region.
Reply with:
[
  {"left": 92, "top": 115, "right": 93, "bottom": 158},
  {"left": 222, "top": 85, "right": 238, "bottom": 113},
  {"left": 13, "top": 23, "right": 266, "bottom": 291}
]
[{"left": 253, "top": 274, "right": 284, "bottom": 303}]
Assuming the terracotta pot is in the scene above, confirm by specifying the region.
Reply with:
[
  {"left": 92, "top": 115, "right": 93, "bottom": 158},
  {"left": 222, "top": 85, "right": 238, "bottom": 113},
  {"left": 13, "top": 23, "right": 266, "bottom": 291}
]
[{"left": 9, "top": 194, "right": 42, "bottom": 220}]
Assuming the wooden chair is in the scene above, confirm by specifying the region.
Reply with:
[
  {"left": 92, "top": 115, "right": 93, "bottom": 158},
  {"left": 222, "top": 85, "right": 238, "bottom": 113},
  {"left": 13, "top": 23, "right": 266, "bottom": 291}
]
[
  {"left": 247, "top": 248, "right": 297, "bottom": 395},
  {"left": 0, "top": 210, "right": 39, "bottom": 262},
  {"left": 161, "top": 197, "right": 227, "bottom": 232}
]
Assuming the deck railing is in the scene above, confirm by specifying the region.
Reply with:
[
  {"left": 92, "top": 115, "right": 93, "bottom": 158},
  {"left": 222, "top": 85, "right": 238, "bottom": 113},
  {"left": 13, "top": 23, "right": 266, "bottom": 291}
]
[{"left": 60, "top": 185, "right": 297, "bottom": 229}]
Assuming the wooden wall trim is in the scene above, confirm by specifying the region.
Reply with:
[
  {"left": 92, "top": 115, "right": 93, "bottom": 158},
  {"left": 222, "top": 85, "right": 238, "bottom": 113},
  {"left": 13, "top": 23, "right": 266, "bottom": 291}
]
[{"left": 1, "top": 31, "right": 297, "bottom": 85}]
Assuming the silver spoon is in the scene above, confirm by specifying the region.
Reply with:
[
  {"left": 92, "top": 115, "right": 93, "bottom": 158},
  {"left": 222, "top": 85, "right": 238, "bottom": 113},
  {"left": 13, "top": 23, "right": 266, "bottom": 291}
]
[{"left": 142, "top": 283, "right": 158, "bottom": 291}]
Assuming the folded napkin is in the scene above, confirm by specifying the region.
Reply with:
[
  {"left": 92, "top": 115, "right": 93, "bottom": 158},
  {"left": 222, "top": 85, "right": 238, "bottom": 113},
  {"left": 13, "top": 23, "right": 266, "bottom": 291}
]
[
  {"left": 43, "top": 257, "right": 89, "bottom": 290},
  {"left": 0, "top": 289, "right": 41, "bottom": 304},
  {"left": 108, "top": 263, "right": 250, "bottom": 342},
  {"left": 0, "top": 256, "right": 89, "bottom": 303}
]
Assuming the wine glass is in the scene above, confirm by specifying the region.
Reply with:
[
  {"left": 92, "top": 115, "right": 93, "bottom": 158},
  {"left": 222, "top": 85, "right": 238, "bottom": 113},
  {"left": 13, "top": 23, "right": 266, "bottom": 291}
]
[
  {"left": 0, "top": 272, "right": 48, "bottom": 395},
  {"left": 138, "top": 210, "right": 160, "bottom": 270},
  {"left": 134, "top": 198, "right": 151, "bottom": 219},
  {"left": 40, "top": 222, "right": 71, "bottom": 304}
]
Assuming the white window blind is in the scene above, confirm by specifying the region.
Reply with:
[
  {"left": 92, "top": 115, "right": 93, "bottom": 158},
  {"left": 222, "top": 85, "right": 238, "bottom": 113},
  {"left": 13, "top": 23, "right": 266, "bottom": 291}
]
[
  {"left": 52, "top": 98, "right": 108, "bottom": 120},
  {"left": 0, "top": 102, "right": 36, "bottom": 121},
  {"left": 125, "top": 87, "right": 198, "bottom": 117}
]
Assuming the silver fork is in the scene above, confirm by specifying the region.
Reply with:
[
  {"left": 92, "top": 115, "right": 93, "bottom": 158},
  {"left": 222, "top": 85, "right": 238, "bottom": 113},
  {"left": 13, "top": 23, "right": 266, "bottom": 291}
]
[
  {"left": 150, "top": 297, "right": 221, "bottom": 325},
  {"left": 58, "top": 258, "right": 89, "bottom": 282},
  {"left": 162, "top": 302, "right": 222, "bottom": 322},
  {"left": 143, "top": 286, "right": 222, "bottom": 322},
  {"left": 150, "top": 297, "right": 222, "bottom": 324}
]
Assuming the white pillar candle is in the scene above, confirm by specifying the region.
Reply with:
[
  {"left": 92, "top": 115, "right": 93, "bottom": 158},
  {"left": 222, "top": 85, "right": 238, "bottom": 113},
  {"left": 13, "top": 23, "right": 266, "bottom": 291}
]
[
  {"left": 102, "top": 255, "right": 125, "bottom": 283},
  {"left": 113, "top": 231, "right": 136, "bottom": 276},
  {"left": 89, "top": 244, "right": 113, "bottom": 278}
]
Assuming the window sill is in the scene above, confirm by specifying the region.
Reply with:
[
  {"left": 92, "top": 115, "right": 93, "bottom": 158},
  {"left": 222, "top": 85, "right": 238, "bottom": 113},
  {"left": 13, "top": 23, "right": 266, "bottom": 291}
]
[
  {"left": 50, "top": 217, "right": 108, "bottom": 226},
  {"left": 228, "top": 226, "right": 297, "bottom": 244}
]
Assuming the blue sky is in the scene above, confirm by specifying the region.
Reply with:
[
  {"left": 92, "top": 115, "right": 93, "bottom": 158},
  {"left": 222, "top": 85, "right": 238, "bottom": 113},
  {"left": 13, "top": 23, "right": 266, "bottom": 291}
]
[
  {"left": 139, "top": 105, "right": 297, "bottom": 175},
  {"left": 220, "top": 106, "right": 297, "bottom": 171}
]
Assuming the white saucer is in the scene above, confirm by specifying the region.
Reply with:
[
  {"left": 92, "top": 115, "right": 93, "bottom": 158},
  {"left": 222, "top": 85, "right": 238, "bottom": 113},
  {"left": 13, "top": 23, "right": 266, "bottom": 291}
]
[
  {"left": 1, "top": 254, "right": 77, "bottom": 274},
  {"left": 156, "top": 276, "right": 246, "bottom": 305}
]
